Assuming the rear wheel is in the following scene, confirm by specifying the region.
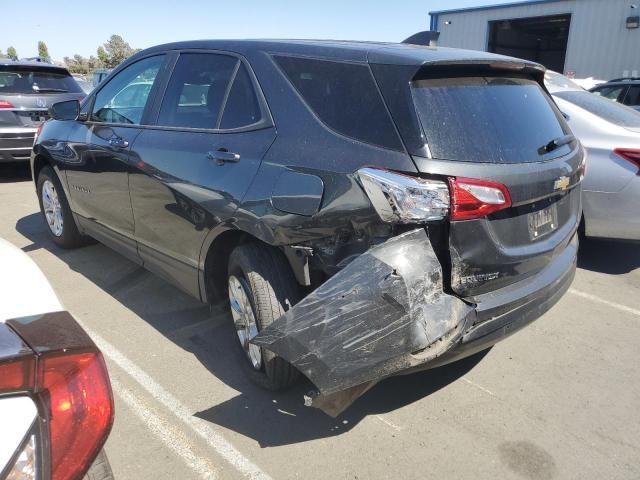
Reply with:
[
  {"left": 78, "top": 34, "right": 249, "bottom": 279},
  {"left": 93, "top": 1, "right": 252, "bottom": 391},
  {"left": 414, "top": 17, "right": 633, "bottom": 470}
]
[
  {"left": 37, "top": 166, "right": 85, "bottom": 248},
  {"left": 227, "top": 242, "right": 300, "bottom": 390}
]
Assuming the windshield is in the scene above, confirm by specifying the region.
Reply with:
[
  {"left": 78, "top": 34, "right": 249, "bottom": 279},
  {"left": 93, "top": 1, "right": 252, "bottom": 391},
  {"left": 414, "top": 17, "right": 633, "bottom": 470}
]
[
  {"left": 554, "top": 90, "right": 640, "bottom": 128},
  {"left": 0, "top": 66, "right": 83, "bottom": 94},
  {"left": 412, "top": 77, "right": 571, "bottom": 163},
  {"left": 544, "top": 71, "right": 583, "bottom": 92}
]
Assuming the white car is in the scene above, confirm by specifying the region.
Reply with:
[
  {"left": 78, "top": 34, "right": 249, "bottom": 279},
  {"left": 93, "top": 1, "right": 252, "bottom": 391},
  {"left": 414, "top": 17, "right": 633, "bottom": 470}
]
[
  {"left": 0, "top": 238, "right": 114, "bottom": 480},
  {"left": 545, "top": 71, "right": 640, "bottom": 241}
]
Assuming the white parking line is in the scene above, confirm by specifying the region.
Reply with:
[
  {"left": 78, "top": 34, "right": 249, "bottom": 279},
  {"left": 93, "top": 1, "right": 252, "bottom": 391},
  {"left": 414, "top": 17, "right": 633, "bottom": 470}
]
[
  {"left": 461, "top": 377, "right": 496, "bottom": 397},
  {"left": 111, "top": 378, "right": 219, "bottom": 480},
  {"left": 79, "top": 324, "right": 272, "bottom": 480},
  {"left": 569, "top": 289, "right": 640, "bottom": 317}
]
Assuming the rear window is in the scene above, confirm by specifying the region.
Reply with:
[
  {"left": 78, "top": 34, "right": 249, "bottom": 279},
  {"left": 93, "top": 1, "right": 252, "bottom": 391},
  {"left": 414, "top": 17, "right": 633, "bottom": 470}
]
[
  {"left": 412, "top": 77, "right": 570, "bottom": 163},
  {"left": 554, "top": 90, "right": 640, "bottom": 128},
  {"left": 274, "top": 56, "right": 403, "bottom": 151},
  {"left": 0, "top": 66, "right": 82, "bottom": 94}
]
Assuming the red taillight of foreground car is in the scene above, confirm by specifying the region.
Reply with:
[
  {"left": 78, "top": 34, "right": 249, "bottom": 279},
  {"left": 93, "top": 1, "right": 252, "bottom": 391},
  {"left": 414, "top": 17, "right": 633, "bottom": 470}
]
[
  {"left": 448, "top": 177, "right": 512, "bottom": 221},
  {"left": 0, "top": 348, "right": 113, "bottom": 480},
  {"left": 34, "top": 123, "right": 44, "bottom": 145},
  {"left": 614, "top": 148, "right": 640, "bottom": 175},
  {"left": 0, "top": 100, "right": 15, "bottom": 108},
  {"left": 40, "top": 351, "right": 113, "bottom": 480}
]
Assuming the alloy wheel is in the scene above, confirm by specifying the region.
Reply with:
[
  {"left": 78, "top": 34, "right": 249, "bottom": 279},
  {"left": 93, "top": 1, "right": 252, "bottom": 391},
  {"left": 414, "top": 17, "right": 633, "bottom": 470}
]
[
  {"left": 42, "top": 180, "right": 64, "bottom": 237},
  {"left": 228, "top": 275, "right": 262, "bottom": 370}
]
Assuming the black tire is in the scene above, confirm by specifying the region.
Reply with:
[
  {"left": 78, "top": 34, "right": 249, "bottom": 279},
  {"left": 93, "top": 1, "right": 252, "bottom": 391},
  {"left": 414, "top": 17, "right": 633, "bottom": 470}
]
[
  {"left": 227, "top": 242, "right": 300, "bottom": 390},
  {"left": 83, "top": 450, "right": 114, "bottom": 480},
  {"left": 36, "top": 165, "right": 85, "bottom": 248}
]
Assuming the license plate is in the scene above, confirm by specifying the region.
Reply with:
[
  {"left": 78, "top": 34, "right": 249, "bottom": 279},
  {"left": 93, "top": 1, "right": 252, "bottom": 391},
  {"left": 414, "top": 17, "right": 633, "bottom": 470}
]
[{"left": 528, "top": 204, "right": 558, "bottom": 240}]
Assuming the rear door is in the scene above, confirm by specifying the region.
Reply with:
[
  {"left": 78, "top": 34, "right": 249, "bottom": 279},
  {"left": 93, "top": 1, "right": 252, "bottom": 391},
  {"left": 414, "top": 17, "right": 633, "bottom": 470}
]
[
  {"left": 409, "top": 75, "right": 582, "bottom": 297},
  {"left": 128, "top": 52, "right": 275, "bottom": 297},
  {"left": 64, "top": 55, "right": 165, "bottom": 262}
]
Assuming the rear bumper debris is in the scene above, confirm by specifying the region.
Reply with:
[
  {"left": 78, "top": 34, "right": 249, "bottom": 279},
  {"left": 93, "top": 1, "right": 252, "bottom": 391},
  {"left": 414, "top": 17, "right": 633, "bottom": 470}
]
[{"left": 252, "top": 229, "right": 577, "bottom": 416}]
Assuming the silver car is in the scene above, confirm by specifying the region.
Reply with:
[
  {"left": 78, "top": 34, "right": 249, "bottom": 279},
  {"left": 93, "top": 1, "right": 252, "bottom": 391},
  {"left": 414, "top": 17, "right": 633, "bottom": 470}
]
[
  {"left": 0, "top": 61, "right": 84, "bottom": 164},
  {"left": 546, "top": 71, "right": 640, "bottom": 241}
]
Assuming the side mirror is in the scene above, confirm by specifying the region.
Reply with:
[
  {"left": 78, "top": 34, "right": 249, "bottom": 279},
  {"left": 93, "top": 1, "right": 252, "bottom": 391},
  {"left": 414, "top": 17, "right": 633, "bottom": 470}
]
[{"left": 49, "top": 100, "right": 80, "bottom": 121}]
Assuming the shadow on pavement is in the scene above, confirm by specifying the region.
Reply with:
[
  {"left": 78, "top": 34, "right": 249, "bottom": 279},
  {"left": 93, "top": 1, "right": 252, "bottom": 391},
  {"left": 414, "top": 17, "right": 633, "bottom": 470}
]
[
  {"left": 578, "top": 236, "right": 640, "bottom": 275},
  {"left": 0, "top": 163, "right": 31, "bottom": 183},
  {"left": 16, "top": 211, "right": 487, "bottom": 446}
]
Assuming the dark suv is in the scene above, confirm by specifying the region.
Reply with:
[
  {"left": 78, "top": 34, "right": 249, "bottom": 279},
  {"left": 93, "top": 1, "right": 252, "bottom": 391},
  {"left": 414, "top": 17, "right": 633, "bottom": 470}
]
[
  {"left": 31, "top": 40, "right": 583, "bottom": 415},
  {"left": 1, "top": 61, "right": 84, "bottom": 163}
]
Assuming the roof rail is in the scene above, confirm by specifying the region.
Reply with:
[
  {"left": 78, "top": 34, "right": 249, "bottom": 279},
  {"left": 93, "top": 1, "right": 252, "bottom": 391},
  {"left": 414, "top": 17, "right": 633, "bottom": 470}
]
[{"left": 607, "top": 77, "right": 640, "bottom": 82}]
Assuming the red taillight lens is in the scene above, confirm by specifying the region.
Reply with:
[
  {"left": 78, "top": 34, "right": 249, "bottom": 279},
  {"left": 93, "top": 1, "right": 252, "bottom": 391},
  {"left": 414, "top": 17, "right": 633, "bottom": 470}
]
[
  {"left": 34, "top": 123, "right": 44, "bottom": 145},
  {"left": 40, "top": 351, "right": 114, "bottom": 480},
  {"left": 448, "top": 177, "right": 512, "bottom": 220},
  {"left": 0, "top": 356, "right": 36, "bottom": 392},
  {"left": 614, "top": 148, "right": 640, "bottom": 175},
  {"left": 0, "top": 100, "right": 15, "bottom": 108}
]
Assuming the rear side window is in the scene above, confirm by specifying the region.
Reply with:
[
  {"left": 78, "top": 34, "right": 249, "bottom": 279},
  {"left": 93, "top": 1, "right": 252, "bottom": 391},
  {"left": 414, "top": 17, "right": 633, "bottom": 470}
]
[
  {"left": 157, "top": 53, "right": 237, "bottom": 129},
  {"left": 220, "top": 64, "right": 262, "bottom": 129},
  {"left": 554, "top": 90, "right": 640, "bottom": 127},
  {"left": 0, "top": 66, "right": 83, "bottom": 94},
  {"left": 274, "top": 56, "right": 403, "bottom": 151},
  {"left": 623, "top": 86, "right": 640, "bottom": 107},
  {"left": 591, "top": 85, "right": 626, "bottom": 102},
  {"left": 412, "top": 77, "right": 570, "bottom": 163}
]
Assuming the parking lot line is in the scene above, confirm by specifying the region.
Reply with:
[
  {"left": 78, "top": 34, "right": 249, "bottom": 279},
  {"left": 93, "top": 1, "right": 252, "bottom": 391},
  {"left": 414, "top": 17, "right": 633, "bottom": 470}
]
[
  {"left": 569, "top": 289, "right": 640, "bottom": 317},
  {"left": 111, "top": 378, "right": 219, "bottom": 480},
  {"left": 78, "top": 323, "right": 273, "bottom": 480}
]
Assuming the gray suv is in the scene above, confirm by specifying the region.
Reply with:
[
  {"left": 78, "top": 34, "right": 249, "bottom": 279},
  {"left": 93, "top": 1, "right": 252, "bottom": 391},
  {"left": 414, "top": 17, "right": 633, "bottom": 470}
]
[{"left": 0, "top": 61, "right": 84, "bottom": 163}]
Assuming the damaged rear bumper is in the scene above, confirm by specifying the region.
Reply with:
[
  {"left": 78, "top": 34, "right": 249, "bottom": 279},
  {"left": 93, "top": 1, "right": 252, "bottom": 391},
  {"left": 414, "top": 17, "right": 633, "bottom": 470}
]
[{"left": 252, "top": 229, "right": 577, "bottom": 416}]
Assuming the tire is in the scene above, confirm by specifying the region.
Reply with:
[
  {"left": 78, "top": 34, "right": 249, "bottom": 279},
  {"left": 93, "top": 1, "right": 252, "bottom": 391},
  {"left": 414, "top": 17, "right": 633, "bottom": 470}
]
[
  {"left": 227, "top": 242, "right": 300, "bottom": 390},
  {"left": 36, "top": 165, "right": 85, "bottom": 248},
  {"left": 83, "top": 450, "right": 114, "bottom": 480}
]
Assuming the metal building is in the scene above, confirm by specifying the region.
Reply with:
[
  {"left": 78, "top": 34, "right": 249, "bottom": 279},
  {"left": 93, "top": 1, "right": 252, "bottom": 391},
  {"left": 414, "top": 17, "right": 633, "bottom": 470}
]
[{"left": 430, "top": 0, "right": 640, "bottom": 80}]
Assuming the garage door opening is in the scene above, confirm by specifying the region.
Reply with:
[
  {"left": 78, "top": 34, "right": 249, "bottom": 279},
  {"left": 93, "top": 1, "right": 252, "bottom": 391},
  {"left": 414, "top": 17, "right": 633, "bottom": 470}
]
[{"left": 487, "top": 14, "right": 571, "bottom": 73}]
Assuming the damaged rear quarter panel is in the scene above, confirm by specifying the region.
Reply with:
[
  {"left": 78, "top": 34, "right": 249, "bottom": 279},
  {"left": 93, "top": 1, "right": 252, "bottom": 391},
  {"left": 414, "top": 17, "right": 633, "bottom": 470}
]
[{"left": 252, "top": 228, "right": 475, "bottom": 404}]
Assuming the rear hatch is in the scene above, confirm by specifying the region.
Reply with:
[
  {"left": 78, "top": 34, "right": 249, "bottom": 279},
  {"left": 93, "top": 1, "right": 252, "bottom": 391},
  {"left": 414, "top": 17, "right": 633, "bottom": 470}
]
[
  {"left": 373, "top": 62, "right": 583, "bottom": 298},
  {"left": 0, "top": 64, "right": 84, "bottom": 130}
]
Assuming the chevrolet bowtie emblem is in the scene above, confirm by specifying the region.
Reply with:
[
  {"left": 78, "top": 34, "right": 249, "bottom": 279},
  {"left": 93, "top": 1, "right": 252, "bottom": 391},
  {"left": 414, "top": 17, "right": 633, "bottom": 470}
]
[{"left": 554, "top": 176, "right": 570, "bottom": 191}]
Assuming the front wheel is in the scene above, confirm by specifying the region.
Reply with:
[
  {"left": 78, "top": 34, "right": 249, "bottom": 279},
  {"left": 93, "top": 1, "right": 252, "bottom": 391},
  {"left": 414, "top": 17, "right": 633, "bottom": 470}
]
[
  {"left": 36, "top": 166, "right": 85, "bottom": 248},
  {"left": 227, "top": 242, "right": 300, "bottom": 390}
]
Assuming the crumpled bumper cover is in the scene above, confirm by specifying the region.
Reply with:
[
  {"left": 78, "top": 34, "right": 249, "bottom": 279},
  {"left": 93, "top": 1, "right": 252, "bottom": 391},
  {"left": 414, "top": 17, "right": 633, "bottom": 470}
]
[{"left": 252, "top": 228, "right": 476, "bottom": 416}]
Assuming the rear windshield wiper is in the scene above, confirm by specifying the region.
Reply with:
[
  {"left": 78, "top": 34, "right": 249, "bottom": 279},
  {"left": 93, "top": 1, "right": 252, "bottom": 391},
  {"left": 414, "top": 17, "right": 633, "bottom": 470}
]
[
  {"left": 33, "top": 88, "right": 69, "bottom": 93},
  {"left": 538, "top": 134, "right": 575, "bottom": 155}
]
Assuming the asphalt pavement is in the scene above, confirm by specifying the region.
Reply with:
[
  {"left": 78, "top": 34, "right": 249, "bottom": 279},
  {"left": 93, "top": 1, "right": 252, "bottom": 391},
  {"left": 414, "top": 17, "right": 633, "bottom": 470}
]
[{"left": 1, "top": 163, "right": 639, "bottom": 480}]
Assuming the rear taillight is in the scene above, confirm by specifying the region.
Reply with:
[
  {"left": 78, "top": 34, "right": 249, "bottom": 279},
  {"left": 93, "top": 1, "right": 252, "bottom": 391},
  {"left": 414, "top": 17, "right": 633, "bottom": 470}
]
[
  {"left": 0, "top": 348, "right": 113, "bottom": 480},
  {"left": 614, "top": 148, "right": 640, "bottom": 175},
  {"left": 34, "top": 123, "right": 44, "bottom": 145},
  {"left": 448, "top": 177, "right": 512, "bottom": 221},
  {"left": 0, "top": 100, "right": 15, "bottom": 108},
  {"left": 358, "top": 167, "right": 512, "bottom": 223}
]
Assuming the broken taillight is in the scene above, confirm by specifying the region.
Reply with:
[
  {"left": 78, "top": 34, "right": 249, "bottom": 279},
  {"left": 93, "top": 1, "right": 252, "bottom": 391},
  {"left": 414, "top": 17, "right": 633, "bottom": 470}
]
[
  {"left": 614, "top": 148, "right": 640, "bottom": 175},
  {"left": 448, "top": 177, "right": 512, "bottom": 221},
  {"left": 0, "top": 347, "right": 113, "bottom": 480},
  {"left": 358, "top": 167, "right": 512, "bottom": 223}
]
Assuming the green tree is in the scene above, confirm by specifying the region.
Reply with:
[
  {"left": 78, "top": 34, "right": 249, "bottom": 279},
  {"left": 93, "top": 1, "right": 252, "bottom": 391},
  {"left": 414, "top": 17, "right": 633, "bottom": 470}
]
[
  {"left": 100, "top": 35, "right": 137, "bottom": 68},
  {"left": 96, "top": 46, "right": 108, "bottom": 66},
  {"left": 0, "top": 48, "right": 4, "bottom": 58},
  {"left": 37, "top": 41, "right": 50, "bottom": 61},
  {"left": 7, "top": 46, "right": 17, "bottom": 59}
]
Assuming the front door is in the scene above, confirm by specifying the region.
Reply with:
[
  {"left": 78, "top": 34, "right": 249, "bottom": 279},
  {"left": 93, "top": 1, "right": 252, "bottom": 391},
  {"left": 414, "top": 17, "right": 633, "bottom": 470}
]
[
  {"left": 64, "top": 55, "right": 165, "bottom": 261},
  {"left": 128, "top": 52, "right": 276, "bottom": 297}
]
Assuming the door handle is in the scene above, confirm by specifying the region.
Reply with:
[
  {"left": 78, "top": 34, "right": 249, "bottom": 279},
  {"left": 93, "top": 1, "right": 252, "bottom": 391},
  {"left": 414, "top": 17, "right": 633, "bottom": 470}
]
[
  {"left": 207, "top": 148, "right": 240, "bottom": 165},
  {"left": 108, "top": 136, "right": 129, "bottom": 149}
]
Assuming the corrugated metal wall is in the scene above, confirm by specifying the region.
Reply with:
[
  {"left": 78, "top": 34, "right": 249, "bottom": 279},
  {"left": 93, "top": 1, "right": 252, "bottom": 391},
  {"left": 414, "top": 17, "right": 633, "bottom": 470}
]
[{"left": 434, "top": 0, "right": 640, "bottom": 80}]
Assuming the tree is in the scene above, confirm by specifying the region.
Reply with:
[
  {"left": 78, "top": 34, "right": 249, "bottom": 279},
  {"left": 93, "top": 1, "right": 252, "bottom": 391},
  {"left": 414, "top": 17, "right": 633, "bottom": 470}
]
[
  {"left": 38, "top": 41, "right": 50, "bottom": 61},
  {"left": 64, "top": 54, "right": 103, "bottom": 75},
  {"left": 7, "top": 46, "right": 17, "bottom": 59},
  {"left": 0, "top": 49, "right": 4, "bottom": 58},
  {"left": 99, "top": 35, "right": 138, "bottom": 68}
]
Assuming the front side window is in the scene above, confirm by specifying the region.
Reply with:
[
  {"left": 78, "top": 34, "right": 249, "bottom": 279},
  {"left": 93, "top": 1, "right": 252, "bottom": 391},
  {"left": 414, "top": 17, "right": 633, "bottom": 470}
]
[
  {"left": 157, "top": 53, "right": 237, "bottom": 129},
  {"left": 274, "top": 56, "right": 403, "bottom": 151},
  {"left": 91, "top": 56, "right": 163, "bottom": 125}
]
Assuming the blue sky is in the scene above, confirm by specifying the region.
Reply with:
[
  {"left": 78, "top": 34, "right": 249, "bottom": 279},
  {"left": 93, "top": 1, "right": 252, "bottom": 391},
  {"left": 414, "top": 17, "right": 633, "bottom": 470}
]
[{"left": 1, "top": 0, "right": 519, "bottom": 60}]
